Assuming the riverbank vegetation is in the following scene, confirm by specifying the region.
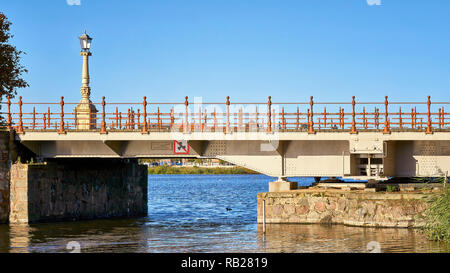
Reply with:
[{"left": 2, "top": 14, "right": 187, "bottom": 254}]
[
  {"left": 423, "top": 187, "right": 450, "bottom": 243},
  {"left": 148, "top": 165, "right": 258, "bottom": 175}
]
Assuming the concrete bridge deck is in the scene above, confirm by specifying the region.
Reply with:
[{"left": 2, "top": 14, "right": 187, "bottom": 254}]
[{"left": 1, "top": 95, "right": 449, "bottom": 181}]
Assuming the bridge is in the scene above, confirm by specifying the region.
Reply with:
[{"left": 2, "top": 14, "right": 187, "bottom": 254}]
[
  {"left": 2, "top": 95, "right": 449, "bottom": 188},
  {"left": 2, "top": 30, "right": 450, "bottom": 192},
  {"left": 2, "top": 32, "right": 449, "bottom": 226}
]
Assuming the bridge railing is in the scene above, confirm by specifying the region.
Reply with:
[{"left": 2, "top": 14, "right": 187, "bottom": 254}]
[{"left": 0, "top": 95, "right": 448, "bottom": 134}]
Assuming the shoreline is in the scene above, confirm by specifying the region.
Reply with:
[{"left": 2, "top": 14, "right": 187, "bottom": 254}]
[{"left": 147, "top": 166, "right": 259, "bottom": 175}]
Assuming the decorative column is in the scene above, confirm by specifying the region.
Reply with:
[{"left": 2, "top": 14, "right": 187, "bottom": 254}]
[{"left": 75, "top": 31, "right": 97, "bottom": 129}]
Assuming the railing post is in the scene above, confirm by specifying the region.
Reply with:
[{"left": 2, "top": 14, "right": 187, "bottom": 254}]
[
  {"left": 119, "top": 112, "right": 122, "bottom": 129},
  {"left": 114, "top": 107, "right": 118, "bottom": 129},
  {"left": 6, "top": 96, "right": 12, "bottom": 129},
  {"left": 32, "top": 107, "right": 36, "bottom": 130},
  {"left": 58, "top": 96, "right": 66, "bottom": 134},
  {"left": 255, "top": 106, "right": 259, "bottom": 131},
  {"left": 443, "top": 107, "right": 446, "bottom": 129},
  {"left": 184, "top": 96, "right": 189, "bottom": 133},
  {"left": 142, "top": 96, "right": 148, "bottom": 134},
  {"left": 137, "top": 109, "right": 141, "bottom": 129},
  {"left": 100, "top": 96, "right": 107, "bottom": 134},
  {"left": 127, "top": 109, "right": 130, "bottom": 129},
  {"left": 198, "top": 106, "right": 202, "bottom": 132},
  {"left": 426, "top": 96, "right": 433, "bottom": 134},
  {"left": 296, "top": 106, "right": 299, "bottom": 131},
  {"left": 307, "top": 109, "right": 310, "bottom": 131},
  {"left": 213, "top": 107, "right": 217, "bottom": 131},
  {"left": 399, "top": 106, "right": 403, "bottom": 129},
  {"left": 226, "top": 96, "right": 230, "bottom": 134},
  {"left": 203, "top": 109, "right": 207, "bottom": 132},
  {"left": 267, "top": 96, "right": 272, "bottom": 133},
  {"left": 17, "top": 96, "right": 23, "bottom": 134},
  {"left": 238, "top": 107, "right": 243, "bottom": 131},
  {"left": 350, "top": 96, "right": 357, "bottom": 134},
  {"left": 170, "top": 107, "right": 174, "bottom": 130},
  {"left": 308, "top": 96, "right": 315, "bottom": 134},
  {"left": 157, "top": 107, "right": 161, "bottom": 130},
  {"left": 375, "top": 107, "right": 379, "bottom": 130},
  {"left": 414, "top": 107, "right": 418, "bottom": 128},
  {"left": 43, "top": 113, "right": 47, "bottom": 130},
  {"left": 131, "top": 108, "right": 134, "bottom": 129},
  {"left": 282, "top": 107, "right": 286, "bottom": 130},
  {"left": 74, "top": 108, "right": 78, "bottom": 129},
  {"left": 48, "top": 107, "right": 51, "bottom": 128},
  {"left": 383, "top": 96, "right": 390, "bottom": 134},
  {"left": 439, "top": 108, "right": 442, "bottom": 129},
  {"left": 362, "top": 107, "right": 366, "bottom": 129}
]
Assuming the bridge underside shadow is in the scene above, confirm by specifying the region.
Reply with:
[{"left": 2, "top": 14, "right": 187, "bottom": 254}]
[
  {"left": 18, "top": 132, "right": 450, "bottom": 181},
  {"left": 9, "top": 159, "right": 147, "bottom": 224},
  {"left": 1, "top": 130, "right": 148, "bottom": 224}
]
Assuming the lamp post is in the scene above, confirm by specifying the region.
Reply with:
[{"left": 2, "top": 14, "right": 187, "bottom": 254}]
[{"left": 75, "top": 30, "right": 97, "bottom": 129}]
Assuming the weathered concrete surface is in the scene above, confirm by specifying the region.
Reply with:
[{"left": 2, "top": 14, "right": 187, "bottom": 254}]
[
  {"left": 257, "top": 188, "right": 435, "bottom": 228},
  {"left": 0, "top": 131, "right": 11, "bottom": 224},
  {"left": 9, "top": 159, "right": 147, "bottom": 224},
  {"left": 269, "top": 181, "right": 298, "bottom": 192}
]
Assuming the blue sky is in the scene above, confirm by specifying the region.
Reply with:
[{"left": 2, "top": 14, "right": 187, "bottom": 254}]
[{"left": 2, "top": 0, "right": 450, "bottom": 104}]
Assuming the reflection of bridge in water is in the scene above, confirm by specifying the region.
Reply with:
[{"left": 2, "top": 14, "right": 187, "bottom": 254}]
[{"left": 2, "top": 95, "right": 450, "bottom": 187}]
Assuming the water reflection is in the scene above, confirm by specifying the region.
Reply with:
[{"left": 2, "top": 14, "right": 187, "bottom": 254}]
[
  {"left": 7, "top": 224, "right": 33, "bottom": 253},
  {"left": 0, "top": 175, "right": 448, "bottom": 253},
  {"left": 257, "top": 224, "right": 449, "bottom": 253}
]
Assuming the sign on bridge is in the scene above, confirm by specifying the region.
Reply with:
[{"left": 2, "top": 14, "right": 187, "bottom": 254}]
[{"left": 173, "top": 140, "right": 190, "bottom": 155}]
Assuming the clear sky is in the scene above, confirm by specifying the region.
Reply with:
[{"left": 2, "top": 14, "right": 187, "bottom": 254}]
[{"left": 2, "top": 0, "right": 450, "bottom": 104}]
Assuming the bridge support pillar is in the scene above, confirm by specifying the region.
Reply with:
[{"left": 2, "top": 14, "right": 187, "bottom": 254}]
[
  {"left": 0, "top": 131, "right": 12, "bottom": 224},
  {"left": 269, "top": 177, "right": 298, "bottom": 192},
  {"left": 8, "top": 159, "right": 147, "bottom": 224}
]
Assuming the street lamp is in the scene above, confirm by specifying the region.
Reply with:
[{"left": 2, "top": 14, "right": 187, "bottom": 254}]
[
  {"left": 79, "top": 31, "right": 92, "bottom": 52},
  {"left": 75, "top": 30, "right": 97, "bottom": 129}
]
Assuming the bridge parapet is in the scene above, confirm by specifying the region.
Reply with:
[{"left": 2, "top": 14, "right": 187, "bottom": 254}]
[{"left": 1, "top": 96, "right": 448, "bottom": 134}]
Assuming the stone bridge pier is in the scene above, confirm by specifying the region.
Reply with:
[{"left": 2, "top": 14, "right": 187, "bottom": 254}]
[{"left": 1, "top": 130, "right": 148, "bottom": 224}]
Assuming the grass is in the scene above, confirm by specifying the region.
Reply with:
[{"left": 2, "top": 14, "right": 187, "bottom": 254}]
[
  {"left": 386, "top": 185, "right": 398, "bottom": 192},
  {"left": 412, "top": 177, "right": 446, "bottom": 183},
  {"left": 147, "top": 165, "right": 259, "bottom": 175},
  {"left": 422, "top": 187, "right": 450, "bottom": 243}
]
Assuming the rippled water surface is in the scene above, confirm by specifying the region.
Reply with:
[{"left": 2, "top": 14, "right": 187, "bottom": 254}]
[{"left": 0, "top": 174, "right": 448, "bottom": 253}]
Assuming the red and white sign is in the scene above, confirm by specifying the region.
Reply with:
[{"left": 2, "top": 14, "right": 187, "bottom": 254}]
[{"left": 173, "top": 140, "right": 189, "bottom": 155}]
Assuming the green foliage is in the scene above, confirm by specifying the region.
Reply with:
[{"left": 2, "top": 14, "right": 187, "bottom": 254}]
[
  {"left": 412, "top": 177, "right": 445, "bottom": 183},
  {"left": 422, "top": 188, "right": 450, "bottom": 243},
  {"left": 0, "top": 13, "right": 28, "bottom": 101},
  {"left": 386, "top": 185, "right": 397, "bottom": 192},
  {"left": 147, "top": 166, "right": 258, "bottom": 175}
]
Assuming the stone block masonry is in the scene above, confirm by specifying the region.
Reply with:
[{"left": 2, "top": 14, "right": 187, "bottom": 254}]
[
  {"left": 0, "top": 131, "right": 11, "bottom": 224},
  {"left": 257, "top": 189, "right": 433, "bottom": 228},
  {"left": 9, "top": 159, "right": 148, "bottom": 224}
]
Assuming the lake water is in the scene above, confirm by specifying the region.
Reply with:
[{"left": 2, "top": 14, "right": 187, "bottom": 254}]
[{"left": 0, "top": 174, "right": 448, "bottom": 253}]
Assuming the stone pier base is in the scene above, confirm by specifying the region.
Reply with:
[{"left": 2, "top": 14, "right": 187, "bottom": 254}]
[
  {"left": 0, "top": 131, "right": 11, "bottom": 224},
  {"left": 9, "top": 159, "right": 147, "bottom": 224},
  {"left": 258, "top": 189, "right": 434, "bottom": 228},
  {"left": 269, "top": 180, "right": 298, "bottom": 192}
]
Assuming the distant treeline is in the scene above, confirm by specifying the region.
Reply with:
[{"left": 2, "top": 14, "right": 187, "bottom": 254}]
[{"left": 147, "top": 165, "right": 258, "bottom": 175}]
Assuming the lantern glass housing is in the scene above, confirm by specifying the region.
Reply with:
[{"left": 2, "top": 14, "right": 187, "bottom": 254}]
[{"left": 79, "top": 31, "right": 92, "bottom": 51}]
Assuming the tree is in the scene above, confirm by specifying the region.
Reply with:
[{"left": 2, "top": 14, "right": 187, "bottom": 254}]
[{"left": 0, "top": 12, "right": 28, "bottom": 104}]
